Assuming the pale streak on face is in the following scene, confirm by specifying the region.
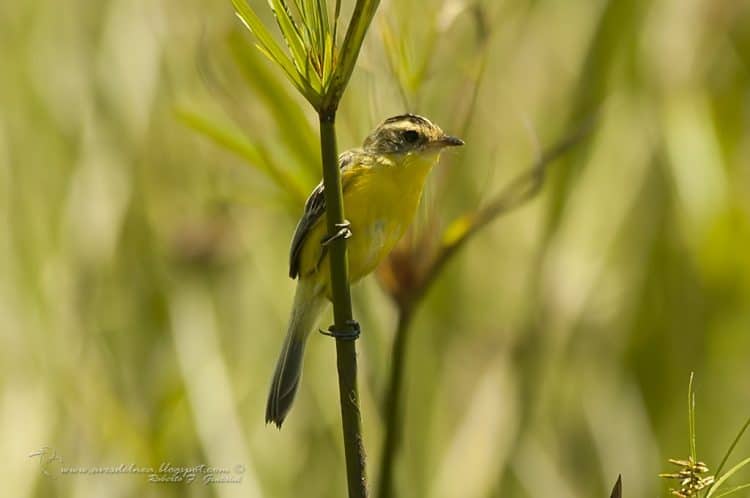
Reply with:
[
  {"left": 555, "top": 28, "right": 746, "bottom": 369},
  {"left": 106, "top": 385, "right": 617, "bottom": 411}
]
[{"left": 363, "top": 114, "right": 447, "bottom": 155}]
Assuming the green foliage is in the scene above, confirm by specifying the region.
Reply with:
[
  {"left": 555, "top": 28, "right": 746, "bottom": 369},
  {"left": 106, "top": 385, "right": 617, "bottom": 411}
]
[
  {"left": 231, "top": 0, "right": 378, "bottom": 111},
  {"left": 232, "top": 0, "right": 322, "bottom": 105},
  {"left": 2, "top": 1, "right": 750, "bottom": 498}
]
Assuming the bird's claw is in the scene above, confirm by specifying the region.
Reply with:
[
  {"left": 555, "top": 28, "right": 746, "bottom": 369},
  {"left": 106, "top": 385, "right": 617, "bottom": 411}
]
[
  {"left": 319, "top": 320, "right": 361, "bottom": 340},
  {"left": 321, "top": 220, "right": 352, "bottom": 246}
]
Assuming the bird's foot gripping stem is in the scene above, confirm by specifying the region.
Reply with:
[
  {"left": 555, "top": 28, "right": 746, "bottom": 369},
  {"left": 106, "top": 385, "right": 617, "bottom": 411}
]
[
  {"left": 321, "top": 220, "right": 352, "bottom": 246},
  {"left": 320, "top": 320, "right": 361, "bottom": 340}
]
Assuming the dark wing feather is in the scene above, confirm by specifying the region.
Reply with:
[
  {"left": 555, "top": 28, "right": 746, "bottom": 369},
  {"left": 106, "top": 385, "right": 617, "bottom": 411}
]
[
  {"left": 289, "top": 151, "right": 357, "bottom": 279},
  {"left": 288, "top": 183, "right": 325, "bottom": 278}
]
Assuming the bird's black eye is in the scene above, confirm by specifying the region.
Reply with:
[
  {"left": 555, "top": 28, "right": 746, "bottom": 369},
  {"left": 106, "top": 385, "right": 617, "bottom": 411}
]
[{"left": 402, "top": 129, "right": 420, "bottom": 144}]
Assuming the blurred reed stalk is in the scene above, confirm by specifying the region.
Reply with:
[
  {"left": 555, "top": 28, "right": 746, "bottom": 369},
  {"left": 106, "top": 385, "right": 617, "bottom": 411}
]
[
  {"left": 490, "top": 3, "right": 647, "bottom": 495},
  {"left": 371, "top": 5, "right": 594, "bottom": 495},
  {"left": 230, "top": 1, "right": 382, "bottom": 496},
  {"left": 375, "top": 116, "right": 594, "bottom": 498}
]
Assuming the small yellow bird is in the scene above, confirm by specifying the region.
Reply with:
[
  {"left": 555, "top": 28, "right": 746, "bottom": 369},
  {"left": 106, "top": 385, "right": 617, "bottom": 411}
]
[{"left": 266, "top": 114, "right": 463, "bottom": 427}]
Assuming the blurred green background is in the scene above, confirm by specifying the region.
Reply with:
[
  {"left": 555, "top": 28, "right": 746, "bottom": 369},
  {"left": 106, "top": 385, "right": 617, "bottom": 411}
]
[{"left": 2, "top": 0, "right": 749, "bottom": 497}]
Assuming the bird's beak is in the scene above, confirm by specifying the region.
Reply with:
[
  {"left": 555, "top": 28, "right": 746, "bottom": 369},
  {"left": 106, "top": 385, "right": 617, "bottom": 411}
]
[{"left": 437, "top": 135, "right": 465, "bottom": 147}]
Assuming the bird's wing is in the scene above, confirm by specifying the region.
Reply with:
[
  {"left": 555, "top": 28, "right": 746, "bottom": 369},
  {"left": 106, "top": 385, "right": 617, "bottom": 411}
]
[{"left": 289, "top": 151, "right": 358, "bottom": 279}]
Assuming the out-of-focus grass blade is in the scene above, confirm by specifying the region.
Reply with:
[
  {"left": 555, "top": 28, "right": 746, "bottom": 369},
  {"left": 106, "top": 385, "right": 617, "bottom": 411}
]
[
  {"left": 379, "top": 19, "right": 410, "bottom": 99},
  {"left": 176, "top": 108, "right": 308, "bottom": 206},
  {"left": 228, "top": 32, "right": 319, "bottom": 179},
  {"left": 231, "top": 0, "right": 320, "bottom": 108},
  {"left": 707, "top": 458, "right": 750, "bottom": 498},
  {"left": 177, "top": 108, "right": 265, "bottom": 165}
]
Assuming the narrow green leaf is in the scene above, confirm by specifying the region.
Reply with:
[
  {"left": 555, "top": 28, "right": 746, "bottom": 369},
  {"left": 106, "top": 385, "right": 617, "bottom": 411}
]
[
  {"left": 714, "top": 416, "right": 750, "bottom": 485},
  {"left": 302, "top": 0, "right": 316, "bottom": 45},
  {"left": 713, "top": 483, "right": 750, "bottom": 498},
  {"left": 304, "top": 0, "right": 321, "bottom": 66},
  {"left": 316, "top": 0, "right": 330, "bottom": 57},
  {"left": 267, "top": 0, "right": 308, "bottom": 73},
  {"left": 689, "top": 372, "right": 697, "bottom": 461},
  {"left": 326, "top": 0, "right": 381, "bottom": 106},
  {"left": 231, "top": 0, "right": 296, "bottom": 79},
  {"left": 231, "top": 0, "right": 321, "bottom": 107},
  {"left": 300, "top": 0, "right": 312, "bottom": 27},
  {"left": 290, "top": 0, "right": 304, "bottom": 16},
  {"left": 707, "top": 458, "right": 750, "bottom": 498},
  {"left": 322, "top": 31, "right": 334, "bottom": 89},
  {"left": 290, "top": 0, "right": 314, "bottom": 49},
  {"left": 332, "top": 0, "right": 342, "bottom": 46},
  {"left": 318, "top": 0, "right": 330, "bottom": 31}
]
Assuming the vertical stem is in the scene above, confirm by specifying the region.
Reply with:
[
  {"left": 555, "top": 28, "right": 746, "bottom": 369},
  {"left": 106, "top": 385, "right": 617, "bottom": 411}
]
[
  {"left": 318, "top": 109, "right": 368, "bottom": 498},
  {"left": 377, "top": 307, "right": 413, "bottom": 498}
]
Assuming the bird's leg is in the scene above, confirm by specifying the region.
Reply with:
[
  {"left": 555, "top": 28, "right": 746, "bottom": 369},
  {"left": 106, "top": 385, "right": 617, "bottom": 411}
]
[
  {"left": 319, "top": 219, "right": 359, "bottom": 340},
  {"left": 321, "top": 220, "right": 352, "bottom": 246},
  {"left": 320, "top": 319, "right": 361, "bottom": 340}
]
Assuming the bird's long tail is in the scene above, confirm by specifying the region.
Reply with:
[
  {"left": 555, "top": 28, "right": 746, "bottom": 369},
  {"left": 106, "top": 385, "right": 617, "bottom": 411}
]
[{"left": 266, "top": 278, "right": 326, "bottom": 427}]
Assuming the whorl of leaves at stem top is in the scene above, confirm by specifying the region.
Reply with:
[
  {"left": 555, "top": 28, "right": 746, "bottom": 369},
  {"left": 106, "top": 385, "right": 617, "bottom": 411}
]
[{"left": 231, "top": 0, "right": 379, "bottom": 111}]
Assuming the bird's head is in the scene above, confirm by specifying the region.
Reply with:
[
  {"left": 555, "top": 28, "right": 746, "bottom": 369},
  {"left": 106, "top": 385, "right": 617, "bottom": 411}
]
[{"left": 362, "top": 114, "right": 464, "bottom": 156}]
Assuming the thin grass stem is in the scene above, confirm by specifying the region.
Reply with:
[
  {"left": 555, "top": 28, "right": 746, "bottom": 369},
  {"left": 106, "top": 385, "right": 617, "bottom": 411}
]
[
  {"left": 376, "top": 308, "right": 413, "bottom": 498},
  {"left": 689, "top": 372, "right": 698, "bottom": 462}
]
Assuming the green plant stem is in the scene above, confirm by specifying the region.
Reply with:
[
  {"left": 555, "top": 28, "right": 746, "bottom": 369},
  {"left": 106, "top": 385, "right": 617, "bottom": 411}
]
[
  {"left": 376, "top": 307, "right": 413, "bottom": 498},
  {"left": 319, "top": 110, "right": 368, "bottom": 498},
  {"left": 689, "top": 372, "right": 697, "bottom": 461}
]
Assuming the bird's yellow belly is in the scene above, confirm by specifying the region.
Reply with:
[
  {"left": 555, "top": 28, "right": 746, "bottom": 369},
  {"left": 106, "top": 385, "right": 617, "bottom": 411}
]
[
  {"left": 297, "top": 157, "right": 434, "bottom": 298},
  {"left": 345, "top": 199, "right": 408, "bottom": 282}
]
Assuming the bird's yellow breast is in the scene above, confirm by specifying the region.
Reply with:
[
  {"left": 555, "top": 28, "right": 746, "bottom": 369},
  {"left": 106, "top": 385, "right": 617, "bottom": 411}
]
[{"left": 298, "top": 151, "right": 439, "bottom": 297}]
